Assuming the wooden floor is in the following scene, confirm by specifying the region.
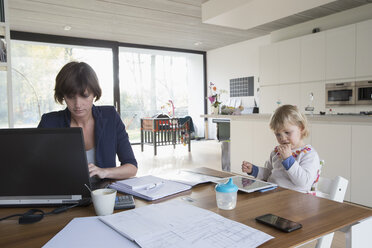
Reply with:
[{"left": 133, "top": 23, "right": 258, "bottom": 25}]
[{"left": 132, "top": 139, "right": 348, "bottom": 248}]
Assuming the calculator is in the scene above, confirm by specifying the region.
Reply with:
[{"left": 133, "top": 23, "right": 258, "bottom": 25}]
[{"left": 114, "top": 195, "right": 135, "bottom": 210}]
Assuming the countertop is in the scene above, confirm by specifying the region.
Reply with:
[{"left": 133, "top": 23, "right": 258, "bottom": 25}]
[{"left": 201, "top": 114, "right": 372, "bottom": 125}]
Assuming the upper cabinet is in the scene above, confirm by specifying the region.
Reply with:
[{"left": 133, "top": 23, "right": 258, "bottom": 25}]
[
  {"left": 301, "top": 32, "right": 326, "bottom": 82},
  {"left": 259, "top": 43, "right": 278, "bottom": 86},
  {"left": 356, "top": 19, "right": 372, "bottom": 79},
  {"left": 279, "top": 37, "right": 301, "bottom": 84},
  {"left": 326, "top": 24, "right": 356, "bottom": 80}
]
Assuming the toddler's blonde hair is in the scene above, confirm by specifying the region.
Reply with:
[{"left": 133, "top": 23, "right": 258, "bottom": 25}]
[{"left": 269, "top": 105, "right": 309, "bottom": 138}]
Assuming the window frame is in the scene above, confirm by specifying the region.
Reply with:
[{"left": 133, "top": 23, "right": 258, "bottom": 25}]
[{"left": 10, "top": 31, "right": 207, "bottom": 124}]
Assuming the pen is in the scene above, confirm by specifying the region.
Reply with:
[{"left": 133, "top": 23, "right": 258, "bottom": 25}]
[
  {"left": 259, "top": 186, "right": 277, "bottom": 192},
  {"left": 146, "top": 181, "right": 165, "bottom": 190}
]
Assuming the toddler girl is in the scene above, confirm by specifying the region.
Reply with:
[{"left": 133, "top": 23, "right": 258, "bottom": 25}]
[{"left": 241, "top": 105, "right": 320, "bottom": 193}]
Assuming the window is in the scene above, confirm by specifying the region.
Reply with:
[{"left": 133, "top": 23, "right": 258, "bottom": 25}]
[
  {"left": 119, "top": 47, "right": 204, "bottom": 143},
  {"left": 0, "top": 71, "right": 7, "bottom": 127},
  {"left": 10, "top": 40, "right": 113, "bottom": 127}
]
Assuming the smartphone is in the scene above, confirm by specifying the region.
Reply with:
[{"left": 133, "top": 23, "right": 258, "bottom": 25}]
[{"left": 255, "top": 213, "right": 302, "bottom": 232}]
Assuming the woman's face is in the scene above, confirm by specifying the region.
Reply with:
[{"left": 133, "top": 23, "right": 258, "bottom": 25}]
[{"left": 64, "top": 90, "right": 94, "bottom": 119}]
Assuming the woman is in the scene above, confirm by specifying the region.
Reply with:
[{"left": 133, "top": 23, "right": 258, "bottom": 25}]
[{"left": 38, "top": 61, "right": 137, "bottom": 180}]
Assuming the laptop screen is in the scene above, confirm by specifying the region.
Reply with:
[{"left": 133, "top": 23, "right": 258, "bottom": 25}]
[{"left": 0, "top": 128, "right": 91, "bottom": 206}]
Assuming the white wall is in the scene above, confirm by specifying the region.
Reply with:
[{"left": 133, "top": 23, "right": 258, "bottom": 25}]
[{"left": 206, "top": 35, "right": 270, "bottom": 138}]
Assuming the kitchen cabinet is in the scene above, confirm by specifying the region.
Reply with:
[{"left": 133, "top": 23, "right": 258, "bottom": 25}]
[
  {"left": 326, "top": 24, "right": 356, "bottom": 80},
  {"left": 230, "top": 120, "right": 276, "bottom": 174},
  {"left": 207, "top": 114, "right": 372, "bottom": 207},
  {"left": 251, "top": 121, "right": 277, "bottom": 166},
  {"left": 231, "top": 120, "right": 254, "bottom": 174},
  {"left": 301, "top": 32, "right": 326, "bottom": 82},
  {"left": 351, "top": 125, "right": 372, "bottom": 207},
  {"left": 356, "top": 19, "right": 372, "bottom": 79},
  {"left": 299, "top": 82, "right": 325, "bottom": 113},
  {"left": 279, "top": 37, "right": 301, "bottom": 84},
  {"left": 311, "top": 124, "right": 351, "bottom": 201},
  {"left": 259, "top": 43, "right": 278, "bottom": 86},
  {"left": 279, "top": 84, "right": 300, "bottom": 106},
  {"left": 259, "top": 85, "right": 279, "bottom": 114}
]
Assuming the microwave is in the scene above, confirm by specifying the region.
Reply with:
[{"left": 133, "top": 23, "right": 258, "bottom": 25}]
[
  {"left": 325, "top": 82, "right": 355, "bottom": 106},
  {"left": 356, "top": 80, "right": 372, "bottom": 105}
]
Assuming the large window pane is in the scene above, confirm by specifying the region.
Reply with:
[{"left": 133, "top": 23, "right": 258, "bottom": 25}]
[
  {"left": 10, "top": 40, "right": 113, "bottom": 127},
  {"left": 119, "top": 47, "right": 204, "bottom": 143},
  {"left": 0, "top": 71, "right": 8, "bottom": 127}
]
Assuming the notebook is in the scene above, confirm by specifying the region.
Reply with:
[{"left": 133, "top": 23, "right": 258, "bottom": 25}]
[
  {"left": 109, "top": 175, "right": 191, "bottom": 201},
  {"left": 214, "top": 176, "right": 277, "bottom": 193},
  {"left": 0, "top": 128, "right": 91, "bottom": 207}
]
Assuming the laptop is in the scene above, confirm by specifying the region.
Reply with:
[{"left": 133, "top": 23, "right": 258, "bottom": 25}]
[
  {"left": 214, "top": 176, "right": 277, "bottom": 193},
  {"left": 0, "top": 128, "right": 92, "bottom": 207}
]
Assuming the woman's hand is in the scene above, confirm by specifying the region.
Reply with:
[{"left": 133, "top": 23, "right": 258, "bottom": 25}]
[
  {"left": 88, "top": 163, "right": 108, "bottom": 179},
  {"left": 277, "top": 144, "right": 292, "bottom": 160},
  {"left": 241, "top": 161, "right": 253, "bottom": 174}
]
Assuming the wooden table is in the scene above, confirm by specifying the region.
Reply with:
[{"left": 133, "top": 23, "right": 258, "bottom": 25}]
[{"left": 1, "top": 168, "right": 371, "bottom": 248}]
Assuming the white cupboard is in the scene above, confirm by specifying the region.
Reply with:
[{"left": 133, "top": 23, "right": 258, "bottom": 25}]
[
  {"left": 279, "top": 84, "right": 300, "bottom": 106},
  {"left": 219, "top": 114, "right": 372, "bottom": 207},
  {"left": 325, "top": 24, "right": 356, "bottom": 80},
  {"left": 279, "top": 38, "right": 301, "bottom": 84},
  {"left": 259, "top": 43, "right": 279, "bottom": 86},
  {"left": 356, "top": 19, "right": 372, "bottom": 79},
  {"left": 299, "top": 82, "right": 326, "bottom": 113},
  {"left": 350, "top": 125, "right": 372, "bottom": 207},
  {"left": 300, "top": 32, "right": 326, "bottom": 82},
  {"left": 259, "top": 85, "right": 279, "bottom": 114},
  {"left": 302, "top": 124, "right": 351, "bottom": 201},
  {"left": 231, "top": 120, "right": 254, "bottom": 174}
]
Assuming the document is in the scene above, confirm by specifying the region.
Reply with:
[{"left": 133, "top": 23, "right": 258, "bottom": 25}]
[
  {"left": 162, "top": 169, "right": 222, "bottom": 186},
  {"left": 42, "top": 216, "right": 140, "bottom": 248},
  {"left": 109, "top": 175, "right": 191, "bottom": 201},
  {"left": 99, "top": 201, "right": 273, "bottom": 248}
]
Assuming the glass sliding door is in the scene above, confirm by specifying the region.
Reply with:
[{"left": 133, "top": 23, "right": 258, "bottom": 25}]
[
  {"left": 119, "top": 47, "right": 204, "bottom": 143},
  {"left": 0, "top": 71, "right": 8, "bottom": 127},
  {"left": 10, "top": 40, "right": 113, "bottom": 127}
]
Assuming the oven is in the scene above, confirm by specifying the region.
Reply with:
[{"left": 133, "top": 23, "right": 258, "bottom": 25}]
[
  {"left": 356, "top": 80, "right": 372, "bottom": 105},
  {"left": 325, "top": 82, "right": 355, "bottom": 106}
]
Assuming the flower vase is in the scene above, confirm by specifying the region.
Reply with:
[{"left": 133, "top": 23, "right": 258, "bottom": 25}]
[{"left": 211, "top": 105, "right": 219, "bottom": 115}]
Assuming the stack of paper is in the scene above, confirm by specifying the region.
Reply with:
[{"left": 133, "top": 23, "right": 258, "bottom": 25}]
[
  {"left": 99, "top": 201, "right": 274, "bottom": 248},
  {"left": 44, "top": 201, "right": 273, "bottom": 248},
  {"left": 109, "top": 175, "right": 191, "bottom": 201},
  {"left": 160, "top": 169, "right": 221, "bottom": 186}
]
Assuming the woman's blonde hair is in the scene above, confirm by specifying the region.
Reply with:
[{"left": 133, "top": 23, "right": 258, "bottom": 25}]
[{"left": 269, "top": 105, "right": 309, "bottom": 138}]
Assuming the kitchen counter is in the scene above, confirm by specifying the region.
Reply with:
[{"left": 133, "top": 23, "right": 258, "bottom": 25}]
[{"left": 201, "top": 114, "right": 372, "bottom": 125}]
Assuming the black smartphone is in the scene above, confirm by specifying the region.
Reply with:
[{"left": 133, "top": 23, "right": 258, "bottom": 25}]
[{"left": 255, "top": 213, "right": 302, "bottom": 233}]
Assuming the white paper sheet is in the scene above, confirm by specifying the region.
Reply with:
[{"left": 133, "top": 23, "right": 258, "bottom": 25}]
[
  {"left": 99, "top": 201, "right": 273, "bottom": 248},
  {"left": 42, "top": 216, "right": 140, "bottom": 248},
  {"left": 161, "top": 170, "right": 221, "bottom": 186}
]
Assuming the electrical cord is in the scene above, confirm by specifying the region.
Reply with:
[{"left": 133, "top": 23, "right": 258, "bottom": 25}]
[{"left": 0, "top": 198, "right": 90, "bottom": 224}]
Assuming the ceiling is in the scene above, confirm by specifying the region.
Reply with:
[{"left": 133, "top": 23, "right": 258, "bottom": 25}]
[{"left": 8, "top": 0, "right": 372, "bottom": 51}]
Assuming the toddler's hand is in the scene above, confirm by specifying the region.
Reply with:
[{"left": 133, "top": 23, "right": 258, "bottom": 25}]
[
  {"left": 277, "top": 144, "right": 292, "bottom": 160},
  {"left": 241, "top": 161, "right": 253, "bottom": 174}
]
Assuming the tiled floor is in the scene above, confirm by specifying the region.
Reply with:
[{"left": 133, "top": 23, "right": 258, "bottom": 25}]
[{"left": 132, "top": 139, "right": 347, "bottom": 248}]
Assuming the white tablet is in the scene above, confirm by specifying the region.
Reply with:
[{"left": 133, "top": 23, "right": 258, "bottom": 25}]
[{"left": 215, "top": 176, "right": 277, "bottom": 193}]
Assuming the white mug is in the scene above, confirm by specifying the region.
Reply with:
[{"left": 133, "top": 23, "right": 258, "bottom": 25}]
[{"left": 91, "top": 188, "right": 117, "bottom": 216}]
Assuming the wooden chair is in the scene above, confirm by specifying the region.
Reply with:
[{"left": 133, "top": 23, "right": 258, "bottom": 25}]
[{"left": 140, "top": 117, "right": 191, "bottom": 156}]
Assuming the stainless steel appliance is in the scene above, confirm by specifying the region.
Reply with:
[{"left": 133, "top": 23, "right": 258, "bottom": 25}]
[
  {"left": 356, "top": 80, "right": 372, "bottom": 105},
  {"left": 325, "top": 82, "right": 355, "bottom": 106}
]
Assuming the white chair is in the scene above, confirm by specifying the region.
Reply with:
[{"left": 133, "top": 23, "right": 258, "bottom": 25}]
[{"left": 314, "top": 176, "right": 349, "bottom": 248}]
